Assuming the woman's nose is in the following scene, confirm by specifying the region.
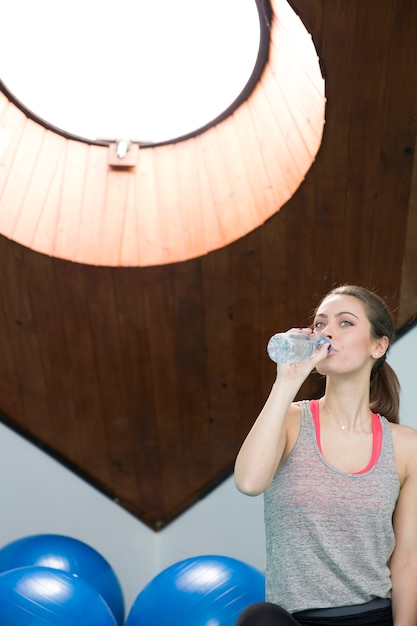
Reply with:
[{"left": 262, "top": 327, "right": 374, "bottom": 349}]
[{"left": 324, "top": 326, "right": 333, "bottom": 339}]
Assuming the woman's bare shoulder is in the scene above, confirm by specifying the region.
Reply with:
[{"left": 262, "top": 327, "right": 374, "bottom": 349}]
[
  {"left": 390, "top": 422, "right": 417, "bottom": 483},
  {"left": 390, "top": 421, "right": 417, "bottom": 442}
]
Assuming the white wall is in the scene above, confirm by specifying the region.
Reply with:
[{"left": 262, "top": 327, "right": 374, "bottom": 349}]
[
  {"left": 387, "top": 323, "right": 417, "bottom": 428},
  {"left": 0, "top": 323, "right": 415, "bottom": 615},
  {"left": 0, "top": 427, "right": 159, "bottom": 610}
]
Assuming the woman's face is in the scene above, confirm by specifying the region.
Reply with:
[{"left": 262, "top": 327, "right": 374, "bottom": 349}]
[{"left": 312, "top": 294, "right": 386, "bottom": 376}]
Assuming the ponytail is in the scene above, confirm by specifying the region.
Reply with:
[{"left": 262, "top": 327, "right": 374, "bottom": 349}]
[{"left": 370, "top": 361, "right": 400, "bottom": 423}]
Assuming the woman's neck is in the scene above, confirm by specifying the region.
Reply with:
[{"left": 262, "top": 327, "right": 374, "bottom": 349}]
[{"left": 320, "top": 377, "right": 371, "bottom": 429}]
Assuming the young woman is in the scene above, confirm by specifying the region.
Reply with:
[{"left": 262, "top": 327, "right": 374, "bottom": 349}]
[{"left": 234, "top": 285, "right": 417, "bottom": 626}]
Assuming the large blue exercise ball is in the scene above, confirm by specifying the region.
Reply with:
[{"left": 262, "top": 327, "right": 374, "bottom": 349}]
[
  {"left": 0, "top": 534, "right": 124, "bottom": 625},
  {"left": 0, "top": 565, "right": 118, "bottom": 625},
  {"left": 125, "top": 554, "right": 265, "bottom": 626}
]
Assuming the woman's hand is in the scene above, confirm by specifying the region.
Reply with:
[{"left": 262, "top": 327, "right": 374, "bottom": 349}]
[{"left": 275, "top": 327, "right": 330, "bottom": 384}]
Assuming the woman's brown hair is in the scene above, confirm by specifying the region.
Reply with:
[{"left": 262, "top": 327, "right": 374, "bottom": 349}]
[{"left": 319, "top": 285, "right": 400, "bottom": 423}]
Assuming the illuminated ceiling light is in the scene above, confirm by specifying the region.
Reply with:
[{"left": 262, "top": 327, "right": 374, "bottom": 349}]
[
  {"left": 0, "top": 0, "right": 260, "bottom": 144},
  {"left": 0, "top": 0, "right": 325, "bottom": 267}
]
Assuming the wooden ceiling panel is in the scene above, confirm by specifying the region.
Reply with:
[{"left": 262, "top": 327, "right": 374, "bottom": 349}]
[{"left": 0, "top": 0, "right": 417, "bottom": 529}]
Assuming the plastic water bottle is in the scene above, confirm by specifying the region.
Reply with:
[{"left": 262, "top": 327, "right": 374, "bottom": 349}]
[{"left": 267, "top": 332, "right": 332, "bottom": 363}]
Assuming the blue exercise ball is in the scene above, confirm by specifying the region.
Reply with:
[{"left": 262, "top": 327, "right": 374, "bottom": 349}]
[
  {"left": 0, "top": 534, "right": 124, "bottom": 625},
  {"left": 125, "top": 555, "right": 265, "bottom": 626},
  {"left": 0, "top": 565, "right": 118, "bottom": 625}
]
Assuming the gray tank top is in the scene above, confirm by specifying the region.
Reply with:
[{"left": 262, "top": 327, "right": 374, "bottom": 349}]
[{"left": 264, "top": 400, "right": 400, "bottom": 613}]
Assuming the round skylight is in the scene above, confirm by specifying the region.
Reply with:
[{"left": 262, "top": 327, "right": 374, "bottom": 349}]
[{"left": 1, "top": 0, "right": 261, "bottom": 144}]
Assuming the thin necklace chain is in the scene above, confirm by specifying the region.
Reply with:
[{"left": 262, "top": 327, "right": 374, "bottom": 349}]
[{"left": 336, "top": 414, "right": 372, "bottom": 431}]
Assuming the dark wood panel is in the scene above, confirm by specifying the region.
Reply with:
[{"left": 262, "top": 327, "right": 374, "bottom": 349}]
[
  {"left": 201, "top": 248, "right": 237, "bottom": 468},
  {"left": 84, "top": 267, "right": 140, "bottom": 501},
  {"left": 172, "top": 262, "right": 210, "bottom": 487},
  {"left": 0, "top": 242, "right": 52, "bottom": 436},
  {"left": 23, "top": 252, "right": 80, "bottom": 458},
  {"left": 53, "top": 261, "right": 111, "bottom": 483},
  {"left": 399, "top": 137, "right": 417, "bottom": 327},
  {"left": 0, "top": 242, "right": 26, "bottom": 423}
]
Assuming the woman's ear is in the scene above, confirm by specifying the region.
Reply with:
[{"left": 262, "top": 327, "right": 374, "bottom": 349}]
[{"left": 372, "top": 335, "right": 389, "bottom": 359}]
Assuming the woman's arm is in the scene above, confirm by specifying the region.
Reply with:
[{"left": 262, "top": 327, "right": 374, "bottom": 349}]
[
  {"left": 390, "top": 426, "right": 417, "bottom": 626},
  {"left": 234, "top": 377, "right": 300, "bottom": 496},
  {"left": 234, "top": 338, "right": 329, "bottom": 496}
]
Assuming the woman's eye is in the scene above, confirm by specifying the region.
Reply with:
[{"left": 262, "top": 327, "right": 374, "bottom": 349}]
[
  {"left": 340, "top": 320, "right": 352, "bottom": 327},
  {"left": 314, "top": 321, "right": 324, "bottom": 328}
]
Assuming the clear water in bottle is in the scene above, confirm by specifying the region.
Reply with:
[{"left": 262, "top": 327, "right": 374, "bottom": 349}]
[{"left": 267, "top": 332, "right": 331, "bottom": 364}]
